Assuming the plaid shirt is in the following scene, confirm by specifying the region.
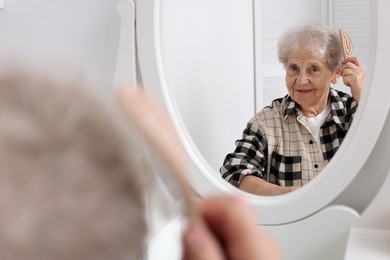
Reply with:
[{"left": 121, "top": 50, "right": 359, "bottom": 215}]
[{"left": 220, "top": 88, "right": 358, "bottom": 187}]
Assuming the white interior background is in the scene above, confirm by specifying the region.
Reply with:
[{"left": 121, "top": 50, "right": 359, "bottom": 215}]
[
  {"left": 0, "top": 0, "right": 134, "bottom": 92},
  {"left": 1, "top": 1, "right": 387, "bottom": 259}
]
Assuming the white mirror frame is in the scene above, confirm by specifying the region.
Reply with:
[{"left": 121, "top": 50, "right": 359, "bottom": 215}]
[{"left": 136, "top": 0, "right": 390, "bottom": 225}]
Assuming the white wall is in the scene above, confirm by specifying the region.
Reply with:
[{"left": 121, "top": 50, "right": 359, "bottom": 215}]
[
  {"left": 163, "top": 0, "right": 255, "bottom": 172},
  {"left": 0, "top": 0, "right": 135, "bottom": 93}
]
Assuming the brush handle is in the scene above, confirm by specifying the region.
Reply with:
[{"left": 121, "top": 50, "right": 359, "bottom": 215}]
[{"left": 116, "top": 87, "right": 199, "bottom": 223}]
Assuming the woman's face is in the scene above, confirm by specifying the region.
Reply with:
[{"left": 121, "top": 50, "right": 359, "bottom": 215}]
[{"left": 285, "top": 48, "right": 338, "bottom": 116}]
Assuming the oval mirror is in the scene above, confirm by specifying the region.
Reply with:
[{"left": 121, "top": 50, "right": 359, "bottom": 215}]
[{"left": 136, "top": 0, "right": 390, "bottom": 225}]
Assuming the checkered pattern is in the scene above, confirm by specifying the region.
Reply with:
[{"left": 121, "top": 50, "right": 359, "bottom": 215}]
[{"left": 220, "top": 88, "right": 358, "bottom": 187}]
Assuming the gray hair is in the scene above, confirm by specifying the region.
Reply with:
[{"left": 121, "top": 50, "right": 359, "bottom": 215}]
[
  {"left": 0, "top": 66, "right": 148, "bottom": 259},
  {"left": 277, "top": 21, "right": 343, "bottom": 70}
]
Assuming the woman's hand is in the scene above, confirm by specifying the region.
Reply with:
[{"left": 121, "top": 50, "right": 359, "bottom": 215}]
[
  {"left": 182, "top": 196, "right": 281, "bottom": 260},
  {"left": 339, "top": 56, "right": 366, "bottom": 102}
]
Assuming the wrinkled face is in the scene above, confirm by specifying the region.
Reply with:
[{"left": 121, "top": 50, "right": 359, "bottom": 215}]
[{"left": 285, "top": 48, "right": 338, "bottom": 114}]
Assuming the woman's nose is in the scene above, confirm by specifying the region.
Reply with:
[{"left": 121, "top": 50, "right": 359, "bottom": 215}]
[{"left": 297, "top": 72, "right": 309, "bottom": 85}]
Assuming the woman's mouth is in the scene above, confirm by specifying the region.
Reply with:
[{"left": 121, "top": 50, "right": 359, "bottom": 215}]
[{"left": 296, "top": 89, "right": 312, "bottom": 93}]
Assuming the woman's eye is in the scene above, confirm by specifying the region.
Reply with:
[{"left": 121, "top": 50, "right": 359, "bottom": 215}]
[
  {"left": 311, "top": 66, "right": 319, "bottom": 73},
  {"left": 289, "top": 65, "right": 298, "bottom": 73}
]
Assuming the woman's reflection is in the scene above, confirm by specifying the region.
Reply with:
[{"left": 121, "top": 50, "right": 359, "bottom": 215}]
[{"left": 220, "top": 22, "right": 366, "bottom": 196}]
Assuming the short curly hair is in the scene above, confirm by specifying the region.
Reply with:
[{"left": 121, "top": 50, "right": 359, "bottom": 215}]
[
  {"left": 0, "top": 65, "right": 147, "bottom": 260},
  {"left": 277, "top": 21, "right": 344, "bottom": 70}
]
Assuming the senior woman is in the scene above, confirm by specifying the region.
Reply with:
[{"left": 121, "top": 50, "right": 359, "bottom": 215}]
[{"left": 220, "top": 22, "right": 366, "bottom": 196}]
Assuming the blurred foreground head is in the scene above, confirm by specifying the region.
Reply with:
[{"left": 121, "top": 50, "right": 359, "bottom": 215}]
[{"left": 0, "top": 66, "right": 147, "bottom": 259}]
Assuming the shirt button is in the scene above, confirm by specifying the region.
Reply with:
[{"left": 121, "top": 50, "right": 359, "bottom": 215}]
[
  {"left": 309, "top": 140, "right": 314, "bottom": 144},
  {"left": 314, "top": 164, "right": 319, "bottom": 168}
]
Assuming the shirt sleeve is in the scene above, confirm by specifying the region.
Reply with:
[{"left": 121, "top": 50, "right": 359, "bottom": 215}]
[
  {"left": 345, "top": 95, "right": 359, "bottom": 130},
  {"left": 219, "top": 119, "right": 268, "bottom": 187}
]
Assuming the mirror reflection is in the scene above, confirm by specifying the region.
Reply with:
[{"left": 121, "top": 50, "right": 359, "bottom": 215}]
[
  {"left": 163, "top": 0, "right": 371, "bottom": 196},
  {"left": 220, "top": 21, "right": 366, "bottom": 196}
]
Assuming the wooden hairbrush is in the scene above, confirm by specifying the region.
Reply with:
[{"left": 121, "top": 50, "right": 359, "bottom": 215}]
[
  {"left": 339, "top": 28, "right": 354, "bottom": 59},
  {"left": 116, "top": 87, "right": 200, "bottom": 224}
]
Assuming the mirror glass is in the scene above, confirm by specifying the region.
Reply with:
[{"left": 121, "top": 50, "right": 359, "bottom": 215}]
[{"left": 162, "top": 0, "right": 372, "bottom": 192}]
